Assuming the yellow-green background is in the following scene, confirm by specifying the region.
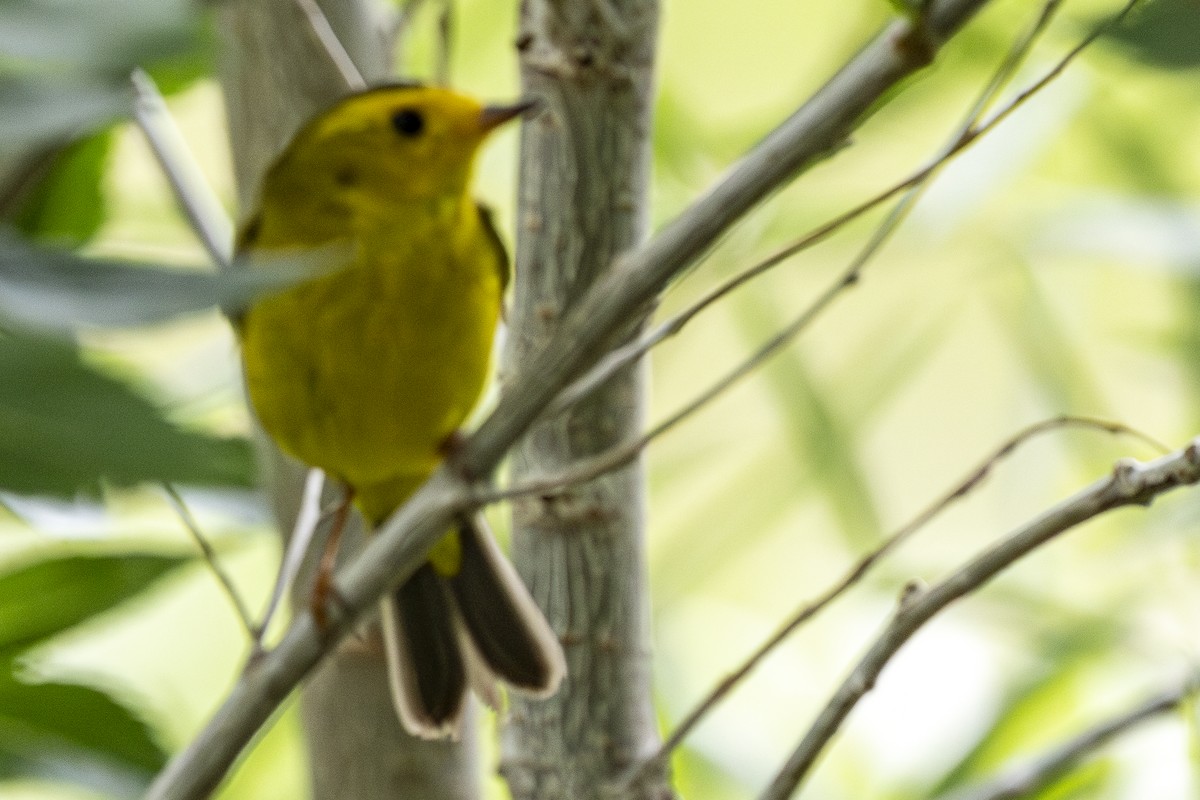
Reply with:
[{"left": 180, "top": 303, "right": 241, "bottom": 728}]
[{"left": 4, "top": 0, "right": 1200, "bottom": 798}]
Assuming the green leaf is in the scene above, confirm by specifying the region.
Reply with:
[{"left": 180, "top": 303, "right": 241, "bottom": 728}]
[
  {"left": 0, "top": 0, "right": 206, "bottom": 186},
  {"left": 12, "top": 131, "right": 111, "bottom": 245},
  {"left": 0, "top": 0, "right": 198, "bottom": 74},
  {"left": 0, "top": 76, "right": 128, "bottom": 164},
  {"left": 885, "top": 0, "right": 928, "bottom": 22},
  {"left": 0, "top": 675, "right": 165, "bottom": 798},
  {"left": 0, "top": 230, "right": 338, "bottom": 332},
  {"left": 928, "top": 615, "right": 1122, "bottom": 795},
  {"left": 1104, "top": 0, "right": 1200, "bottom": 70},
  {"left": 139, "top": 20, "right": 215, "bottom": 97},
  {"left": 0, "top": 334, "right": 254, "bottom": 496},
  {"left": 0, "top": 551, "right": 189, "bottom": 653},
  {"left": 1035, "top": 759, "right": 1113, "bottom": 800}
]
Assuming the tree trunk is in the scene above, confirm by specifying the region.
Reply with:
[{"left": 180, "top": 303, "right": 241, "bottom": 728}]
[
  {"left": 217, "top": 2, "right": 480, "bottom": 798},
  {"left": 500, "top": 2, "right": 672, "bottom": 799}
]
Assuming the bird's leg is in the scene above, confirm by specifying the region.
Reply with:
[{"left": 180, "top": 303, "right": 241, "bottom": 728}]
[
  {"left": 439, "top": 429, "right": 476, "bottom": 482},
  {"left": 311, "top": 483, "right": 354, "bottom": 629}
]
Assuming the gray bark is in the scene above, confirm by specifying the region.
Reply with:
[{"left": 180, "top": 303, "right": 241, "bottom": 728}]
[
  {"left": 218, "top": 0, "right": 389, "bottom": 211},
  {"left": 216, "top": 2, "right": 479, "bottom": 798},
  {"left": 147, "top": 4, "right": 1002, "bottom": 798},
  {"left": 500, "top": 2, "right": 672, "bottom": 799}
]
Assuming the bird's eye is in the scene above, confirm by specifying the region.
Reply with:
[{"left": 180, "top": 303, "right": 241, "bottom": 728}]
[{"left": 391, "top": 108, "right": 425, "bottom": 137}]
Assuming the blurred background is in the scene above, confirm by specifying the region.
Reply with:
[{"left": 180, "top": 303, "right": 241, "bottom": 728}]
[{"left": 2, "top": 0, "right": 1200, "bottom": 798}]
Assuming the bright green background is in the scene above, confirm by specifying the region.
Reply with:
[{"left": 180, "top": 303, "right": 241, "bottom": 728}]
[{"left": 3, "top": 0, "right": 1200, "bottom": 798}]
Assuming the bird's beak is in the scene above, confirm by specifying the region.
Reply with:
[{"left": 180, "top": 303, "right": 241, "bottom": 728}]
[{"left": 479, "top": 98, "right": 539, "bottom": 133}]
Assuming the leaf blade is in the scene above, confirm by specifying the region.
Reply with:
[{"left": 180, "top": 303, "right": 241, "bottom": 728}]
[
  {"left": 0, "top": 551, "right": 190, "bottom": 653},
  {"left": 0, "top": 676, "right": 165, "bottom": 798}
]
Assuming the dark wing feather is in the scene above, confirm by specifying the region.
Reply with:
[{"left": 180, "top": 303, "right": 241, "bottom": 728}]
[
  {"left": 476, "top": 203, "right": 510, "bottom": 307},
  {"left": 383, "top": 563, "right": 467, "bottom": 736},
  {"left": 448, "top": 517, "right": 564, "bottom": 693}
]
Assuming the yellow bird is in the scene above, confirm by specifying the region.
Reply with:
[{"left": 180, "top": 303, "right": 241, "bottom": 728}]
[{"left": 236, "top": 84, "right": 565, "bottom": 738}]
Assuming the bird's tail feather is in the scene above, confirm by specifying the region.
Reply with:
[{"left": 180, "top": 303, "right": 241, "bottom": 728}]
[
  {"left": 381, "top": 563, "right": 466, "bottom": 739},
  {"left": 382, "top": 517, "right": 565, "bottom": 739}
]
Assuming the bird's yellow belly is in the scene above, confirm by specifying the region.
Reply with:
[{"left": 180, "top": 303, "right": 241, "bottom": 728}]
[{"left": 241, "top": 239, "right": 501, "bottom": 520}]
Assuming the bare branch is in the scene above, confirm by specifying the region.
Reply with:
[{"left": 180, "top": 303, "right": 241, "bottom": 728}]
[
  {"left": 146, "top": 468, "right": 466, "bottom": 800},
  {"left": 255, "top": 467, "right": 325, "bottom": 649},
  {"left": 130, "top": 69, "right": 233, "bottom": 270},
  {"left": 291, "top": 0, "right": 368, "bottom": 90},
  {"left": 500, "top": 0, "right": 664, "bottom": 790},
  {"left": 461, "top": 2, "right": 1002, "bottom": 470},
  {"left": 161, "top": 483, "right": 256, "bottom": 640},
  {"left": 615, "top": 416, "right": 1165, "bottom": 788},
  {"left": 434, "top": 0, "right": 453, "bottom": 86},
  {"left": 757, "top": 441, "right": 1200, "bottom": 800},
  {"left": 551, "top": 0, "right": 1123, "bottom": 415},
  {"left": 143, "top": 4, "right": 1050, "bottom": 798},
  {"left": 934, "top": 673, "right": 1200, "bottom": 800}
]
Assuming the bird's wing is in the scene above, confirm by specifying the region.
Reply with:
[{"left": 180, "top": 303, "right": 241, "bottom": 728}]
[{"left": 475, "top": 203, "right": 510, "bottom": 308}]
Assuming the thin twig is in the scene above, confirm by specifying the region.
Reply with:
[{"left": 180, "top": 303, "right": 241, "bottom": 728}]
[
  {"left": 434, "top": 0, "right": 454, "bottom": 87},
  {"left": 130, "top": 69, "right": 233, "bottom": 270},
  {"left": 615, "top": 416, "right": 1166, "bottom": 789},
  {"left": 971, "top": 0, "right": 1142, "bottom": 138},
  {"left": 462, "top": 0, "right": 997, "bottom": 474},
  {"left": 502, "top": 0, "right": 1088, "bottom": 494},
  {"left": 161, "top": 483, "right": 256, "bottom": 639},
  {"left": 291, "top": 0, "right": 368, "bottom": 91},
  {"left": 754, "top": 6, "right": 1147, "bottom": 797},
  {"left": 758, "top": 440, "right": 1200, "bottom": 800},
  {"left": 549, "top": 0, "right": 1091, "bottom": 416},
  {"left": 256, "top": 467, "right": 326, "bottom": 650},
  {"left": 545, "top": 0, "right": 1135, "bottom": 494},
  {"left": 844, "top": 0, "right": 1067, "bottom": 272},
  {"left": 934, "top": 672, "right": 1200, "bottom": 800},
  {"left": 143, "top": 4, "right": 1041, "bottom": 798}
]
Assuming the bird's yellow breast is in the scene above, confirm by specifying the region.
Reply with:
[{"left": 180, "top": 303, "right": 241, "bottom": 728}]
[{"left": 239, "top": 196, "right": 503, "bottom": 523}]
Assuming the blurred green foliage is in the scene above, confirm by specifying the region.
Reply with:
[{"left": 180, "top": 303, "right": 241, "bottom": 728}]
[
  {"left": 0, "top": 552, "right": 189, "bottom": 797},
  {"left": 0, "top": 232, "right": 331, "bottom": 331},
  {"left": 13, "top": 132, "right": 112, "bottom": 245},
  {"left": 1104, "top": 0, "right": 1200, "bottom": 69},
  {"left": 0, "top": 0, "right": 204, "bottom": 166},
  {"left": 0, "top": 334, "right": 252, "bottom": 497},
  {"left": 0, "top": 2, "right": 243, "bottom": 798},
  {"left": 3, "top": 0, "right": 1200, "bottom": 799}
]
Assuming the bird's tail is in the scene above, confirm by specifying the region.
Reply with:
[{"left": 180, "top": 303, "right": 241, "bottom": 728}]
[{"left": 380, "top": 515, "right": 566, "bottom": 738}]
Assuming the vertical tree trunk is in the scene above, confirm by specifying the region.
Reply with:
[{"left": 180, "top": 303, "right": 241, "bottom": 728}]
[
  {"left": 217, "top": 2, "right": 480, "bottom": 798},
  {"left": 501, "top": 2, "right": 672, "bottom": 799}
]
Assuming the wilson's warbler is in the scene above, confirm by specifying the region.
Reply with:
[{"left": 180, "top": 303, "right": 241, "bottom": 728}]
[{"left": 237, "top": 85, "right": 565, "bottom": 738}]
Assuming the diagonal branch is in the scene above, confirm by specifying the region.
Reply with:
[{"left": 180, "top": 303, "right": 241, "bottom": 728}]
[
  {"left": 552, "top": 0, "right": 1139, "bottom": 413},
  {"left": 616, "top": 417, "right": 1166, "bottom": 789},
  {"left": 161, "top": 483, "right": 256, "bottom": 639},
  {"left": 253, "top": 467, "right": 326, "bottom": 652},
  {"left": 143, "top": 3, "right": 1039, "bottom": 798},
  {"left": 130, "top": 69, "right": 233, "bottom": 271},
  {"left": 933, "top": 672, "right": 1200, "bottom": 800},
  {"left": 461, "top": 3, "right": 994, "bottom": 471},
  {"left": 291, "top": 0, "right": 368, "bottom": 90},
  {"left": 757, "top": 441, "right": 1200, "bottom": 800}
]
